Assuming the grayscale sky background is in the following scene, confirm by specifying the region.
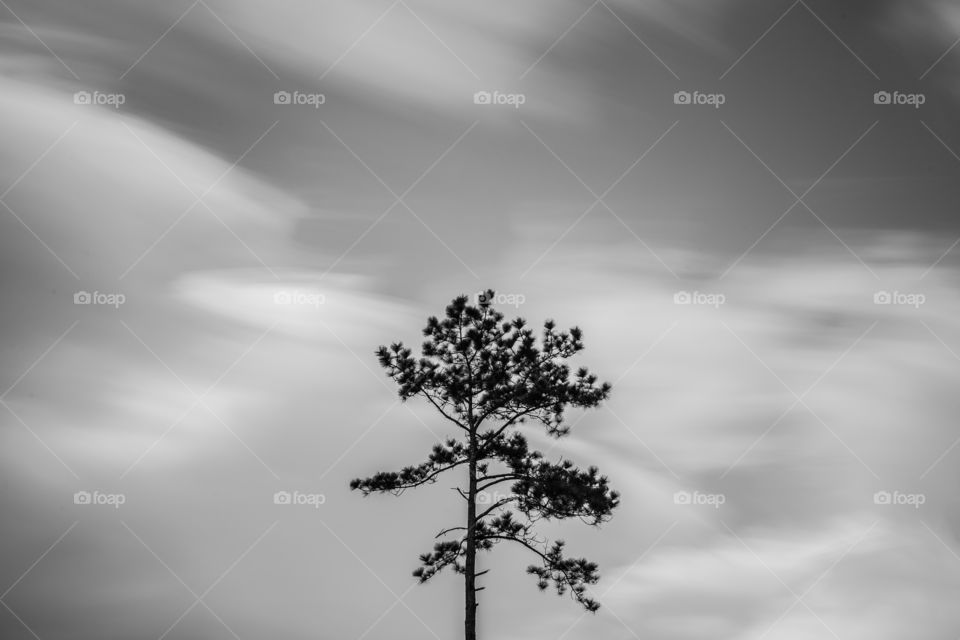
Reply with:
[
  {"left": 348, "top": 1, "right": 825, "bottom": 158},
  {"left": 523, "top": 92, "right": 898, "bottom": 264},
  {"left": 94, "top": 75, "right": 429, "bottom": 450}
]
[{"left": 2, "top": 1, "right": 960, "bottom": 638}]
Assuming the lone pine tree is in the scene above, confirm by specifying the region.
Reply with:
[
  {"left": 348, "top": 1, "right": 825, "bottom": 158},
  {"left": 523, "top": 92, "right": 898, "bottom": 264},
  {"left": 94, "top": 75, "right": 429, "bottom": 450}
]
[{"left": 350, "top": 290, "right": 619, "bottom": 640}]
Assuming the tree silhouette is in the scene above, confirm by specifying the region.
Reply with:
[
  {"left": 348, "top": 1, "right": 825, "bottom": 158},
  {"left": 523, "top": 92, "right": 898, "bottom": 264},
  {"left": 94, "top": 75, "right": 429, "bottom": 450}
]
[{"left": 350, "top": 290, "right": 619, "bottom": 640}]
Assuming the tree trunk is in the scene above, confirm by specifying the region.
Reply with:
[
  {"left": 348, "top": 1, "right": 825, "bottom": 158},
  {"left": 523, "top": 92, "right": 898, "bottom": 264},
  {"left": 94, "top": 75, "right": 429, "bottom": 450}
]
[{"left": 465, "top": 427, "right": 478, "bottom": 640}]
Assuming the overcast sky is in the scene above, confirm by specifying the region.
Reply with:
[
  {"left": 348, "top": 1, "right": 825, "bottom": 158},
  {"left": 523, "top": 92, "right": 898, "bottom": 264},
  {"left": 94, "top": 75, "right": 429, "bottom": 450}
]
[{"left": 2, "top": 1, "right": 960, "bottom": 638}]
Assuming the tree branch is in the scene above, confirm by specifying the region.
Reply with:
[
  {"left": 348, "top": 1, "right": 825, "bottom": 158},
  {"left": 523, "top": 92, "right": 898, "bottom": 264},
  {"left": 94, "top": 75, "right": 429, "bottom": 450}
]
[
  {"left": 474, "top": 497, "right": 518, "bottom": 522},
  {"left": 475, "top": 473, "right": 524, "bottom": 493},
  {"left": 419, "top": 389, "right": 469, "bottom": 432}
]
